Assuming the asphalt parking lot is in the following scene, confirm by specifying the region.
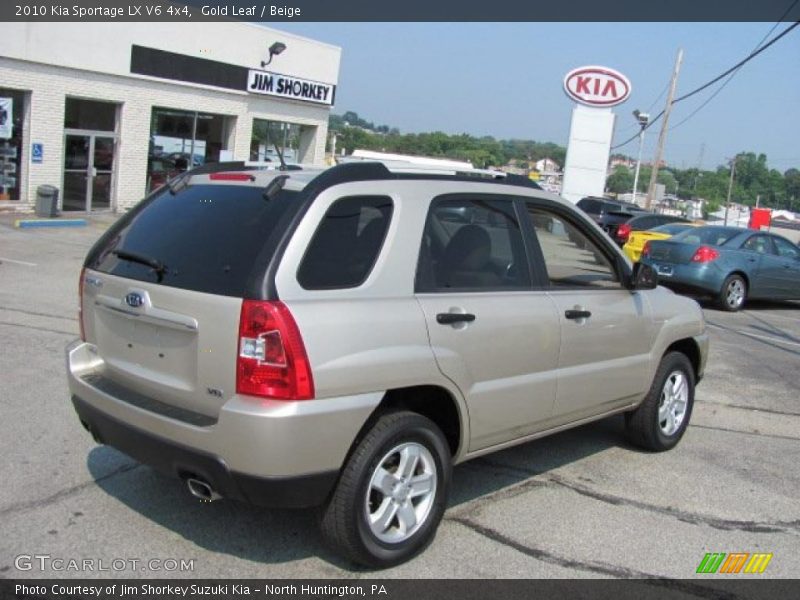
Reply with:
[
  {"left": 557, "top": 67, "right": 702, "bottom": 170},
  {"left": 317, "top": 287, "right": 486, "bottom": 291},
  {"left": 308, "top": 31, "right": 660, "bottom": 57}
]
[{"left": 1, "top": 215, "right": 798, "bottom": 581}]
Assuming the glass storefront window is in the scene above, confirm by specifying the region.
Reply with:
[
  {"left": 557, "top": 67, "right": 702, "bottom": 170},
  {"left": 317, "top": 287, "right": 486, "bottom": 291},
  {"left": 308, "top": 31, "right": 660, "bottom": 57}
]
[
  {"left": 147, "top": 108, "right": 235, "bottom": 194},
  {"left": 0, "top": 88, "right": 26, "bottom": 201},
  {"left": 250, "top": 119, "right": 305, "bottom": 164},
  {"left": 65, "top": 98, "right": 117, "bottom": 131}
]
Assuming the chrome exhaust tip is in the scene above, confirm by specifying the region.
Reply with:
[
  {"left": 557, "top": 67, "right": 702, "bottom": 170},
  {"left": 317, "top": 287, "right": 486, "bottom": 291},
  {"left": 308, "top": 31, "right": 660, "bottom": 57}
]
[{"left": 186, "top": 477, "right": 222, "bottom": 502}]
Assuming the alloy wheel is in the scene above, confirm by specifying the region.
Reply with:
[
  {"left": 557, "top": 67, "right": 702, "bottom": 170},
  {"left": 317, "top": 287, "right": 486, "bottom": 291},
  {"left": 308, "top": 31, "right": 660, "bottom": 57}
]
[
  {"left": 658, "top": 370, "right": 689, "bottom": 436},
  {"left": 726, "top": 279, "right": 745, "bottom": 309},
  {"left": 365, "top": 442, "right": 437, "bottom": 544}
]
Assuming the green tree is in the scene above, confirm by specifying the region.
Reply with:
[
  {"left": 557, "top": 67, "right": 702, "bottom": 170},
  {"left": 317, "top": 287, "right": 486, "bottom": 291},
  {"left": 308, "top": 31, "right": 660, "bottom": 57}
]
[
  {"left": 606, "top": 166, "right": 633, "bottom": 194},
  {"left": 784, "top": 168, "right": 800, "bottom": 209}
]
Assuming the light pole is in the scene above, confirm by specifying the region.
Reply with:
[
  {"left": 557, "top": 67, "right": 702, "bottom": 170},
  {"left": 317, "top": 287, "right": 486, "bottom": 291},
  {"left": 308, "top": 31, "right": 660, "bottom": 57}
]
[
  {"left": 724, "top": 156, "right": 737, "bottom": 226},
  {"left": 631, "top": 110, "right": 650, "bottom": 206}
]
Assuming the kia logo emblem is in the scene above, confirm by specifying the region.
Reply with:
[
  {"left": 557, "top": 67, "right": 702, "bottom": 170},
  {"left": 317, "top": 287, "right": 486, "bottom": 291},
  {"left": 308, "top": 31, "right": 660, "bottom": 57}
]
[
  {"left": 125, "top": 292, "right": 144, "bottom": 308},
  {"left": 563, "top": 66, "right": 631, "bottom": 107}
]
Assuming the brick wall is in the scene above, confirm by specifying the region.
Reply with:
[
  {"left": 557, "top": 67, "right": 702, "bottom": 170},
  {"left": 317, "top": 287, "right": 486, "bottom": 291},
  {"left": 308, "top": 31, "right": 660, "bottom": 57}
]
[{"left": 0, "top": 57, "right": 330, "bottom": 212}]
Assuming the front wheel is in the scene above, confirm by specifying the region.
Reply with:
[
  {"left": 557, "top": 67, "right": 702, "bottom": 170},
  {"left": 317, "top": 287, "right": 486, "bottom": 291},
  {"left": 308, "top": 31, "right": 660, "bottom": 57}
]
[
  {"left": 718, "top": 274, "right": 747, "bottom": 312},
  {"left": 625, "top": 352, "right": 695, "bottom": 451},
  {"left": 320, "top": 411, "right": 451, "bottom": 568}
]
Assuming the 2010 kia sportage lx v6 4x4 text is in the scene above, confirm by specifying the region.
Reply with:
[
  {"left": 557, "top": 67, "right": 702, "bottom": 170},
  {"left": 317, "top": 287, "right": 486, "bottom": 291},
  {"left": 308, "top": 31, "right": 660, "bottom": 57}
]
[{"left": 67, "top": 161, "right": 708, "bottom": 567}]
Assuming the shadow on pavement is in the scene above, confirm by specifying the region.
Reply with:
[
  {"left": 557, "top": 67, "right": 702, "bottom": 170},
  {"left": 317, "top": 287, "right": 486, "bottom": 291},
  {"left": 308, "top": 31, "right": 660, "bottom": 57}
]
[{"left": 88, "top": 415, "right": 629, "bottom": 570}]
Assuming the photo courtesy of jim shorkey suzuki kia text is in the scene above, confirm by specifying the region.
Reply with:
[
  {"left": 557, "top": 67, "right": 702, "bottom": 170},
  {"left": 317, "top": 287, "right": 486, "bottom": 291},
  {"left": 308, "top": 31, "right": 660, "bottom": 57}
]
[{"left": 15, "top": 584, "right": 389, "bottom": 596}]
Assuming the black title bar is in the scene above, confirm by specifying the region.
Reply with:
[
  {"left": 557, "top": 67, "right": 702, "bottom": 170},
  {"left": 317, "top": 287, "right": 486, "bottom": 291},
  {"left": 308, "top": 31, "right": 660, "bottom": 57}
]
[
  {"left": 2, "top": 0, "right": 800, "bottom": 21},
  {"left": 5, "top": 579, "right": 800, "bottom": 600}
]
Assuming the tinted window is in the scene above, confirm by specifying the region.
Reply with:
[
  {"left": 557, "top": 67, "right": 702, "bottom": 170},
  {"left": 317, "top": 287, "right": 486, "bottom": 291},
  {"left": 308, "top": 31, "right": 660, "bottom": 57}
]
[
  {"left": 88, "top": 184, "right": 300, "bottom": 297},
  {"left": 632, "top": 215, "right": 683, "bottom": 230},
  {"left": 673, "top": 227, "right": 740, "bottom": 246},
  {"left": 578, "top": 199, "right": 601, "bottom": 213},
  {"left": 742, "top": 235, "right": 774, "bottom": 255},
  {"left": 631, "top": 215, "right": 659, "bottom": 230},
  {"left": 527, "top": 206, "right": 619, "bottom": 289},
  {"left": 651, "top": 223, "right": 694, "bottom": 235},
  {"left": 417, "top": 197, "right": 530, "bottom": 291},
  {"left": 297, "top": 196, "right": 393, "bottom": 289},
  {"left": 773, "top": 237, "right": 800, "bottom": 259}
]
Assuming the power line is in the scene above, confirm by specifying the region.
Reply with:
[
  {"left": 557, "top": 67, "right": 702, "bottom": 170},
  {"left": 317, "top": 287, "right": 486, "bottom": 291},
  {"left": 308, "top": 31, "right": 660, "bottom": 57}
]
[
  {"left": 669, "top": 0, "right": 799, "bottom": 131},
  {"left": 674, "top": 20, "right": 799, "bottom": 104},
  {"left": 615, "top": 79, "right": 671, "bottom": 137},
  {"left": 610, "top": 20, "right": 800, "bottom": 151}
]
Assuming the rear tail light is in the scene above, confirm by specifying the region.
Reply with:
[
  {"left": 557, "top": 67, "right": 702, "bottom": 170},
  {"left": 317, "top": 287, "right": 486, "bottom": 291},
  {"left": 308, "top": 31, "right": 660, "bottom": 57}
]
[
  {"left": 78, "top": 267, "right": 86, "bottom": 342},
  {"left": 691, "top": 246, "right": 720, "bottom": 263},
  {"left": 617, "top": 223, "right": 632, "bottom": 243},
  {"left": 642, "top": 241, "right": 651, "bottom": 258},
  {"left": 236, "top": 300, "right": 314, "bottom": 400}
]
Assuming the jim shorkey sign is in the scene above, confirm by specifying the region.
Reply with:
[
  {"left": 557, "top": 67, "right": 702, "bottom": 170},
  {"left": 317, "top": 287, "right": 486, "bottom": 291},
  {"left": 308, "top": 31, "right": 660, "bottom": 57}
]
[{"left": 0, "top": 97, "right": 15, "bottom": 200}]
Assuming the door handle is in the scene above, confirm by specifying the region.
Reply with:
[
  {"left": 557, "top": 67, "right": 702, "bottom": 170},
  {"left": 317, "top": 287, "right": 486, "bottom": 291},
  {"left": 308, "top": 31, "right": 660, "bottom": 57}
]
[
  {"left": 565, "top": 309, "right": 592, "bottom": 320},
  {"left": 436, "top": 312, "right": 476, "bottom": 325}
]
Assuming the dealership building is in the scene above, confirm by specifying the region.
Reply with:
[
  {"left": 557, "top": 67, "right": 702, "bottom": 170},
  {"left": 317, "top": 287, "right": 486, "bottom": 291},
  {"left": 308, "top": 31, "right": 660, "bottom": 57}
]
[{"left": 0, "top": 22, "right": 340, "bottom": 212}]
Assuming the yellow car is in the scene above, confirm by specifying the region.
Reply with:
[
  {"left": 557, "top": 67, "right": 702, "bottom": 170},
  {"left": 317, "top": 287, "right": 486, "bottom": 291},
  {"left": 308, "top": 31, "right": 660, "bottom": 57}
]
[{"left": 624, "top": 222, "right": 699, "bottom": 262}]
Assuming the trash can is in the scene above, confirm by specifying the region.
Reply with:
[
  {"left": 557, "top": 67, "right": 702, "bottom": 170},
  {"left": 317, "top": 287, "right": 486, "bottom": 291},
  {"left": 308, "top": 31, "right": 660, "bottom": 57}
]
[{"left": 35, "top": 185, "right": 59, "bottom": 218}]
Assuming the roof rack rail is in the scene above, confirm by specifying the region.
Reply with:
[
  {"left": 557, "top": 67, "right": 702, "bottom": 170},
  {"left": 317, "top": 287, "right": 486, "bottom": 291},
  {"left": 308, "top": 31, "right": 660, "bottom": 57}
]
[
  {"left": 340, "top": 157, "right": 542, "bottom": 188},
  {"left": 303, "top": 161, "right": 543, "bottom": 196}
]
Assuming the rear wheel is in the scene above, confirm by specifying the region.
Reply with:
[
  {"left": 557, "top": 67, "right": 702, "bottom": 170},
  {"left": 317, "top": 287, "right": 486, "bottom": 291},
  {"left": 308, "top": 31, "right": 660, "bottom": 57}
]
[
  {"left": 320, "top": 411, "right": 451, "bottom": 568},
  {"left": 626, "top": 352, "right": 695, "bottom": 451},
  {"left": 718, "top": 274, "right": 747, "bottom": 311}
]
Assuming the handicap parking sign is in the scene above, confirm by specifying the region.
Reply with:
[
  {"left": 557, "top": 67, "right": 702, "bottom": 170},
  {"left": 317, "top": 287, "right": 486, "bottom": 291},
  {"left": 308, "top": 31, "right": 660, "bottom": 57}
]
[{"left": 31, "top": 143, "right": 43, "bottom": 163}]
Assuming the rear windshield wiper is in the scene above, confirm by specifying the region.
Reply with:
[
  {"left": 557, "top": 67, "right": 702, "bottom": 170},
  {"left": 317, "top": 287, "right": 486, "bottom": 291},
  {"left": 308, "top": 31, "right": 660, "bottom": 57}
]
[{"left": 112, "top": 249, "right": 168, "bottom": 281}]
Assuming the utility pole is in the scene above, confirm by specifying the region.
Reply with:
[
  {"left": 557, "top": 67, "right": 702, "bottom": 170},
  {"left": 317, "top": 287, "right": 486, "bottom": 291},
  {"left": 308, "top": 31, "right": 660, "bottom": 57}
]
[
  {"left": 724, "top": 157, "right": 736, "bottom": 226},
  {"left": 646, "top": 48, "right": 684, "bottom": 210}
]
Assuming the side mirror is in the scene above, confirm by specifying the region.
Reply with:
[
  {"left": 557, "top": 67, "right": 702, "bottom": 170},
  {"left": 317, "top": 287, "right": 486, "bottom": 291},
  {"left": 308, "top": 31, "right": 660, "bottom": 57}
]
[{"left": 629, "top": 262, "right": 658, "bottom": 290}]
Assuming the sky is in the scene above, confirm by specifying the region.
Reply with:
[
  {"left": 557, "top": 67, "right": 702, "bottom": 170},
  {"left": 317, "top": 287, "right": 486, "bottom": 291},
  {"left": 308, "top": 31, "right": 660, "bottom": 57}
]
[{"left": 272, "top": 22, "right": 799, "bottom": 173}]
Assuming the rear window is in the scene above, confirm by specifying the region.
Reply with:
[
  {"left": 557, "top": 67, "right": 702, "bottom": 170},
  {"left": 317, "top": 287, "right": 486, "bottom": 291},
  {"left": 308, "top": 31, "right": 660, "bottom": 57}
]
[
  {"left": 87, "top": 184, "right": 301, "bottom": 297},
  {"left": 672, "top": 227, "right": 740, "bottom": 246},
  {"left": 651, "top": 223, "right": 694, "bottom": 235},
  {"left": 630, "top": 215, "right": 679, "bottom": 230},
  {"left": 577, "top": 199, "right": 601, "bottom": 212}
]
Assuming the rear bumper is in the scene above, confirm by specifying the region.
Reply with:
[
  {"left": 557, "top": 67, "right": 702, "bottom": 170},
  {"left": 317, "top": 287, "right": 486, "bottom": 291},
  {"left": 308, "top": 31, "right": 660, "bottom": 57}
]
[
  {"left": 646, "top": 261, "right": 726, "bottom": 296},
  {"left": 72, "top": 396, "right": 337, "bottom": 508},
  {"left": 66, "top": 340, "right": 383, "bottom": 508}
]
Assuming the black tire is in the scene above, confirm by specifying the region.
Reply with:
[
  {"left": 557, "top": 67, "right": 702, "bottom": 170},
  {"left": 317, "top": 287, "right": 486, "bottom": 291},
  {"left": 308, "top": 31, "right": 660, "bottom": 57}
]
[
  {"left": 718, "top": 274, "right": 747, "bottom": 312},
  {"left": 625, "top": 352, "right": 695, "bottom": 452},
  {"left": 319, "top": 411, "right": 452, "bottom": 568}
]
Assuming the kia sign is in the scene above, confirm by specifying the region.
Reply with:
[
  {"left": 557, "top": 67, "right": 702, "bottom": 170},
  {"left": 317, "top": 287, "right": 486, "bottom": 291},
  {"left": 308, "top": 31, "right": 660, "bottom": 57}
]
[{"left": 563, "top": 66, "right": 631, "bottom": 108}]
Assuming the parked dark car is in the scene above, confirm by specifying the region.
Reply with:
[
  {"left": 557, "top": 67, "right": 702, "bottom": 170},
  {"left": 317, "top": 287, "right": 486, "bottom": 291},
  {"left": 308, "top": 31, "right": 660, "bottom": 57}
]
[
  {"left": 641, "top": 226, "right": 800, "bottom": 311},
  {"left": 597, "top": 209, "right": 642, "bottom": 242},
  {"left": 613, "top": 213, "right": 690, "bottom": 247},
  {"left": 576, "top": 196, "right": 645, "bottom": 226}
]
